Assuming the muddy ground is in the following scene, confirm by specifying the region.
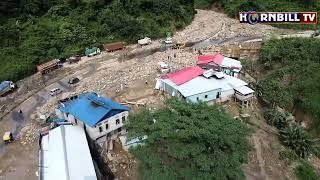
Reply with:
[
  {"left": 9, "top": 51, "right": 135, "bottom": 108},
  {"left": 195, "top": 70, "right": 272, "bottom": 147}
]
[{"left": 0, "top": 9, "right": 316, "bottom": 180}]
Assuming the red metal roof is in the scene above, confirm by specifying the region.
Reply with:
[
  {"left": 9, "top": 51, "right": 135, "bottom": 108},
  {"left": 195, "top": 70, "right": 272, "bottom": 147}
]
[
  {"left": 197, "top": 54, "right": 224, "bottom": 65},
  {"left": 163, "top": 66, "right": 204, "bottom": 85}
]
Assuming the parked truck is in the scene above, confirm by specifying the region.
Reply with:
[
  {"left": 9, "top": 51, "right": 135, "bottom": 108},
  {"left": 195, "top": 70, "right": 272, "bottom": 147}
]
[
  {"left": 103, "top": 42, "right": 125, "bottom": 52},
  {"left": 67, "top": 55, "right": 81, "bottom": 64},
  {"left": 37, "top": 59, "right": 61, "bottom": 75},
  {"left": 138, "top": 37, "right": 152, "bottom": 46},
  {"left": 85, "top": 47, "right": 101, "bottom": 57},
  {"left": 0, "top": 81, "right": 17, "bottom": 97}
]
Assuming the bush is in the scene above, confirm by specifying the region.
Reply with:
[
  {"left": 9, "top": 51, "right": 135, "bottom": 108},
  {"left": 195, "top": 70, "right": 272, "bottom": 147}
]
[
  {"left": 294, "top": 160, "right": 320, "bottom": 180},
  {"left": 279, "top": 149, "right": 299, "bottom": 165},
  {"left": 265, "top": 109, "right": 291, "bottom": 130},
  {"left": 280, "top": 124, "right": 316, "bottom": 158}
]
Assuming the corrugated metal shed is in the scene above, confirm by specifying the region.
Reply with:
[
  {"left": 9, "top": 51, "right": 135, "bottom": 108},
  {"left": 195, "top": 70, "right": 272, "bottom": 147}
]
[
  {"left": 59, "top": 93, "right": 128, "bottom": 127},
  {"left": 40, "top": 125, "right": 97, "bottom": 180}
]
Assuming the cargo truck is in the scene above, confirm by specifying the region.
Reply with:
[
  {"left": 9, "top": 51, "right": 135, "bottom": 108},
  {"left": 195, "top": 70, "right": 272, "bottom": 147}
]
[
  {"left": 103, "top": 42, "right": 125, "bottom": 52},
  {"left": 138, "top": 37, "right": 152, "bottom": 46},
  {"left": 37, "top": 59, "right": 61, "bottom": 74},
  {"left": 0, "top": 81, "right": 17, "bottom": 97},
  {"left": 85, "top": 47, "right": 101, "bottom": 57}
]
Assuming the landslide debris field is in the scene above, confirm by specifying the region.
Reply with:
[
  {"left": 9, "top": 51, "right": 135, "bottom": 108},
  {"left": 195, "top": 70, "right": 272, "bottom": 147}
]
[{"left": 0, "top": 9, "right": 316, "bottom": 180}]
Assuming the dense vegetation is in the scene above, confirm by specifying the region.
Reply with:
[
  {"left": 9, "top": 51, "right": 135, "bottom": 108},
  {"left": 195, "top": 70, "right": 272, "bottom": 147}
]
[
  {"left": 294, "top": 160, "right": 320, "bottom": 180},
  {"left": 0, "top": 0, "right": 194, "bottom": 81},
  {"left": 126, "top": 98, "right": 250, "bottom": 180},
  {"left": 257, "top": 38, "right": 320, "bottom": 130}
]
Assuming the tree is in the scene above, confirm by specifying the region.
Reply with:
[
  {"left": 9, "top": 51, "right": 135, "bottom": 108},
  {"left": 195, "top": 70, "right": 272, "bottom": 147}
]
[
  {"left": 280, "top": 124, "right": 317, "bottom": 158},
  {"left": 126, "top": 98, "right": 251, "bottom": 180}
]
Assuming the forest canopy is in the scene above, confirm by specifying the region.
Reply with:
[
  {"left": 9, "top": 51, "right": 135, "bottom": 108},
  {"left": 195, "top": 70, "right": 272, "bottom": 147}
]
[
  {"left": 0, "top": 0, "right": 194, "bottom": 81},
  {"left": 126, "top": 98, "right": 251, "bottom": 180},
  {"left": 257, "top": 38, "right": 320, "bottom": 131}
]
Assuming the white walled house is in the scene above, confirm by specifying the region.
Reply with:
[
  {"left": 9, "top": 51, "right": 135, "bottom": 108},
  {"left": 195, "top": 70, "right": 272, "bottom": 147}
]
[{"left": 56, "top": 92, "right": 129, "bottom": 143}]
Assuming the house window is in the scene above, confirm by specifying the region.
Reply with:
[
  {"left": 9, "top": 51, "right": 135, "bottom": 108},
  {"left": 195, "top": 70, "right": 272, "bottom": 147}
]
[
  {"left": 99, "top": 126, "right": 103, "bottom": 132},
  {"left": 216, "top": 92, "right": 221, "bottom": 98},
  {"left": 106, "top": 124, "right": 109, "bottom": 129},
  {"left": 205, "top": 95, "right": 208, "bottom": 98},
  {"left": 116, "top": 119, "right": 120, "bottom": 125},
  {"left": 122, "top": 116, "right": 126, "bottom": 123},
  {"left": 196, "top": 97, "right": 199, "bottom": 101}
]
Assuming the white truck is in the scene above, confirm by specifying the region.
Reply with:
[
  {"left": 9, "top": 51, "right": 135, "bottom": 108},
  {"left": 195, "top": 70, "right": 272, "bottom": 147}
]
[
  {"left": 138, "top": 37, "right": 152, "bottom": 46},
  {"left": 0, "top": 81, "right": 17, "bottom": 97}
]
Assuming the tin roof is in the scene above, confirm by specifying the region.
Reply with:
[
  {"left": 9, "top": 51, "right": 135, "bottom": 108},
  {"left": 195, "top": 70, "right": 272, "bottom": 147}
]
[
  {"left": 197, "top": 54, "right": 224, "bottom": 65},
  {"left": 161, "top": 75, "right": 248, "bottom": 97},
  {"left": 162, "top": 66, "right": 204, "bottom": 85},
  {"left": 59, "top": 93, "right": 128, "bottom": 127},
  {"left": 235, "top": 86, "right": 254, "bottom": 95},
  {"left": 40, "top": 125, "right": 97, "bottom": 180}
]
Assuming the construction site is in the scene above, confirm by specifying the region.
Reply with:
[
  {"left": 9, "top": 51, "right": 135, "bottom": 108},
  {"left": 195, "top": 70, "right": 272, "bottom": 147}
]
[{"left": 0, "top": 9, "right": 319, "bottom": 180}]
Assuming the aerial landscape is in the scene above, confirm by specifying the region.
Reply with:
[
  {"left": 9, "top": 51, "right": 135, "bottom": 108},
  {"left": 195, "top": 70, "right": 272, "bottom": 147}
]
[{"left": 0, "top": 0, "right": 320, "bottom": 180}]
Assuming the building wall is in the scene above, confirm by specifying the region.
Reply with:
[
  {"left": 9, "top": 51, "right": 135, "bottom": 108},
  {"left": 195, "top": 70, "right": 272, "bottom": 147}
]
[
  {"left": 56, "top": 109, "right": 128, "bottom": 141},
  {"left": 87, "top": 111, "right": 129, "bottom": 140},
  {"left": 186, "top": 89, "right": 221, "bottom": 103},
  {"left": 220, "top": 89, "right": 234, "bottom": 102}
]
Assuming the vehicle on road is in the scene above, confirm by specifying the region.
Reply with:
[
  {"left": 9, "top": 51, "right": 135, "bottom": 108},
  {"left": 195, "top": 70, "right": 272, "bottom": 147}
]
[
  {"left": 68, "top": 77, "right": 80, "bottom": 85},
  {"left": 37, "top": 59, "right": 61, "bottom": 75},
  {"left": 85, "top": 47, "right": 101, "bottom": 57},
  {"left": 49, "top": 88, "right": 63, "bottom": 96},
  {"left": 3, "top": 131, "right": 13, "bottom": 143},
  {"left": 67, "top": 55, "right": 81, "bottom": 64},
  {"left": 138, "top": 37, "right": 152, "bottom": 46},
  {"left": 103, "top": 42, "right": 125, "bottom": 52},
  {"left": 0, "top": 81, "right": 17, "bottom": 97},
  {"left": 158, "top": 62, "right": 170, "bottom": 74}
]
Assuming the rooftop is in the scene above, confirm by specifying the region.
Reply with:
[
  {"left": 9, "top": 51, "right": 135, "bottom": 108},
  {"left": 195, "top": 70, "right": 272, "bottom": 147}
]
[
  {"left": 162, "top": 75, "right": 248, "bottom": 97},
  {"left": 162, "top": 66, "right": 204, "bottom": 85},
  {"left": 40, "top": 125, "right": 97, "bottom": 180},
  {"left": 59, "top": 92, "right": 129, "bottom": 127}
]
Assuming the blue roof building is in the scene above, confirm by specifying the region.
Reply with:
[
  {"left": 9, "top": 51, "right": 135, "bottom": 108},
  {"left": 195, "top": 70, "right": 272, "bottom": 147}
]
[{"left": 59, "top": 92, "right": 129, "bottom": 127}]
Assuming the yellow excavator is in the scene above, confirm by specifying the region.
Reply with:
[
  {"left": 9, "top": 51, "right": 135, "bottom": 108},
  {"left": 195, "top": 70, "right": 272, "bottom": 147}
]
[{"left": 3, "top": 131, "right": 13, "bottom": 143}]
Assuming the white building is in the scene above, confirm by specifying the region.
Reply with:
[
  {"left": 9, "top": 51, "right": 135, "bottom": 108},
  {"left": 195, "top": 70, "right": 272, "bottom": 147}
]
[
  {"left": 55, "top": 92, "right": 129, "bottom": 144},
  {"left": 156, "top": 66, "right": 254, "bottom": 105},
  {"left": 39, "top": 125, "right": 97, "bottom": 180}
]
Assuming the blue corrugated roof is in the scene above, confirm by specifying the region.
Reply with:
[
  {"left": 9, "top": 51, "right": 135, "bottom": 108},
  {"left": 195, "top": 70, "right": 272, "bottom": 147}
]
[
  {"left": 0, "top": 81, "right": 11, "bottom": 92},
  {"left": 59, "top": 93, "right": 128, "bottom": 127}
]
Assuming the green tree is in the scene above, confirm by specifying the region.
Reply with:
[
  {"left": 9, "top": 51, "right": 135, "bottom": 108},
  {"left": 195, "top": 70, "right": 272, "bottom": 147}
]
[
  {"left": 126, "top": 98, "right": 251, "bottom": 180},
  {"left": 280, "top": 124, "right": 317, "bottom": 158}
]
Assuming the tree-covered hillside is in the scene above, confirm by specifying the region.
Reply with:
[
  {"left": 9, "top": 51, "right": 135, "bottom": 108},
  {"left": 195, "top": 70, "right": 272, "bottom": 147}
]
[
  {"left": 257, "top": 38, "right": 320, "bottom": 131},
  {"left": 126, "top": 98, "right": 251, "bottom": 180},
  {"left": 0, "top": 0, "right": 194, "bottom": 81}
]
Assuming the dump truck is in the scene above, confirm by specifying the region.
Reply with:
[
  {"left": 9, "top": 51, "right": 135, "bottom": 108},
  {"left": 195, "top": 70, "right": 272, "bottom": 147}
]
[
  {"left": 67, "top": 55, "right": 81, "bottom": 64},
  {"left": 85, "top": 47, "right": 101, "bottom": 57},
  {"left": 103, "top": 42, "right": 125, "bottom": 52},
  {"left": 37, "top": 59, "right": 61, "bottom": 74},
  {"left": 138, "top": 37, "right": 152, "bottom": 46},
  {"left": 0, "top": 81, "right": 17, "bottom": 97}
]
